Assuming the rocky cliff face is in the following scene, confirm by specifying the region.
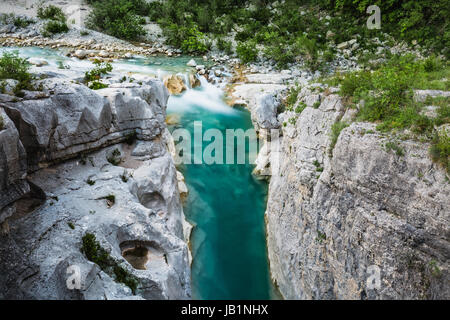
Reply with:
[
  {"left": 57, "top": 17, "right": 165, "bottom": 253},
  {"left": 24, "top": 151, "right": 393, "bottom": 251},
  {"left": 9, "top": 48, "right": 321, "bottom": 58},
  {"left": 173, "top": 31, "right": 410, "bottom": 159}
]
[
  {"left": 258, "top": 86, "right": 449, "bottom": 299},
  {"left": 0, "top": 71, "right": 191, "bottom": 299}
]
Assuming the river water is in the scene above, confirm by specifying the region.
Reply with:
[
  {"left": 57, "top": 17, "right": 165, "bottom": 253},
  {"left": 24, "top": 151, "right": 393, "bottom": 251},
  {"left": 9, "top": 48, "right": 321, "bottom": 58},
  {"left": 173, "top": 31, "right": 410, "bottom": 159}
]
[{"left": 1, "top": 47, "right": 277, "bottom": 299}]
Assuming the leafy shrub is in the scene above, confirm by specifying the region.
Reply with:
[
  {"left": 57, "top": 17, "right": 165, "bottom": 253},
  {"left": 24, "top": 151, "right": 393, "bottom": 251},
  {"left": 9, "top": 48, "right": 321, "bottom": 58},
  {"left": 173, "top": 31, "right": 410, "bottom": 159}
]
[
  {"left": 216, "top": 37, "right": 233, "bottom": 55},
  {"left": 13, "top": 16, "right": 33, "bottom": 28},
  {"left": 293, "top": 36, "right": 321, "bottom": 71},
  {"left": 42, "top": 20, "right": 69, "bottom": 36},
  {"left": 236, "top": 41, "right": 258, "bottom": 64},
  {"left": 0, "top": 51, "right": 33, "bottom": 94},
  {"left": 0, "top": 51, "right": 31, "bottom": 82},
  {"left": 37, "top": 4, "right": 68, "bottom": 36},
  {"left": 0, "top": 114, "right": 4, "bottom": 131},
  {"left": 86, "top": 0, "right": 147, "bottom": 41},
  {"left": 89, "top": 81, "right": 109, "bottom": 90},
  {"left": 85, "top": 60, "right": 112, "bottom": 90},
  {"left": 37, "top": 5, "right": 66, "bottom": 22},
  {"left": 327, "top": 0, "right": 449, "bottom": 57},
  {"left": 181, "top": 25, "right": 208, "bottom": 53}
]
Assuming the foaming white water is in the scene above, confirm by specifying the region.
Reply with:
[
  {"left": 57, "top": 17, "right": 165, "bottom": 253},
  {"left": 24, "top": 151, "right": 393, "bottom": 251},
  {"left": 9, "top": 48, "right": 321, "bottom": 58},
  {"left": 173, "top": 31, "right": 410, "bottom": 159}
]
[{"left": 168, "top": 77, "right": 238, "bottom": 115}]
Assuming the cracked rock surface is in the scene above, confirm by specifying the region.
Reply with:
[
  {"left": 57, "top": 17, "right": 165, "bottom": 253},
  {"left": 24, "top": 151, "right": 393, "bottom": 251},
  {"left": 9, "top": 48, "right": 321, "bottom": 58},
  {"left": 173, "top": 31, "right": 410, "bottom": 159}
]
[
  {"left": 256, "top": 86, "right": 450, "bottom": 300},
  {"left": 0, "top": 68, "right": 191, "bottom": 299}
]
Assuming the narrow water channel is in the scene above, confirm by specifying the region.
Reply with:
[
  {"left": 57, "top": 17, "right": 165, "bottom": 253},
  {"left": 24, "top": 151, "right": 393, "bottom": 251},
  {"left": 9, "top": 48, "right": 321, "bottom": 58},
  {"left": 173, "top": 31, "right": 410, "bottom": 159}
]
[
  {"left": 1, "top": 47, "right": 276, "bottom": 299},
  {"left": 167, "top": 82, "right": 276, "bottom": 299}
]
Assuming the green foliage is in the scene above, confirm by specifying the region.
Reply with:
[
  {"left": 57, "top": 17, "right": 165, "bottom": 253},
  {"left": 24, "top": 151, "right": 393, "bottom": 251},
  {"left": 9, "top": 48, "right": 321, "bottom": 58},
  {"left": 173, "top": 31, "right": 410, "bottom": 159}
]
[
  {"left": 216, "top": 37, "right": 233, "bottom": 55},
  {"left": 37, "top": 5, "right": 66, "bottom": 22},
  {"left": 86, "top": 0, "right": 147, "bottom": 41},
  {"left": 335, "top": 55, "right": 449, "bottom": 134},
  {"left": 284, "top": 85, "right": 302, "bottom": 111},
  {"left": 37, "top": 4, "right": 68, "bottom": 36},
  {"left": 42, "top": 20, "right": 69, "bottom": 37},
  {"left": 81, "top": 233, "right": 139, "bottom": 293},
  {"left": 180, "top": 25, "right": 208, "bottom": 53},
  {"left": 0, "top": 51, "right": 31, "bottom": 83},
  {"left": 85, "top": 60, "right": 112, "bottom": 90},
  {"left": 85, "top": 61, "right": 113, "bottom": 82},
  {"left": 430, "top": 131, "right": 450, "bottom": 173},
  {"left": 326, "top": 0, "right": 450, "bottom": 57},
  {"left": 13, "top": 15, "right": 33, "bottom": 28},
  {"left": 0, "top": 115, "right": 4, "bottom": 131},
  {"left": 236, "top": 41, "right": 258, "bottom": 64},
  {"left": 143, "top": 0, "right": 448, "bottom": 67},
  {"left": 0, "top": 51, "right": 34, "bottom": 95},
  {"left": 89, "top": 81, "right": 109, "bottom": 90},
  {"left": 316, "top": 231, "right": 327, "bottom": 243},
  {"left": 87, "top": 179, "right": 96, "bottom": 186},
  {"left": 329, "top": 121, "right": 349, "bottom": 156},
  {"left": 68, "top": 222, "right": 75, "bottom": 230},
  {"left": 295, "top": 102, "right": 307, "bottom": 114}
]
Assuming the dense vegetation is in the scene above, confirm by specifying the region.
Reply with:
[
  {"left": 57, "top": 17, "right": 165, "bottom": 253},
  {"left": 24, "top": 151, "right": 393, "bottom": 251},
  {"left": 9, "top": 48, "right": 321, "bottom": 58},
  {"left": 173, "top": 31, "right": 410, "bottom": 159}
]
[
  {"left": 84, "top": 0, "right": 449, "bottom": 66},
  {"left": 86, "top": 0, "right": 147, "bottom": 40},
  {"left": 37, "top": 4, "right": 69, "bottom": 37}
]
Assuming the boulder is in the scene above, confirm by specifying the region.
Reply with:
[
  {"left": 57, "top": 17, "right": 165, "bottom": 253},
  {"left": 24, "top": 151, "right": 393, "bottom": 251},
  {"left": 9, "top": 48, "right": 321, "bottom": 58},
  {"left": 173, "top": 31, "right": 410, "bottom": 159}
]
[
  {"left": 28, "top": 58, "right": 48, "bottom": 67},
  {"left": 186, "top": 59, "right": 196, "bottom": 67},
  {"left": 73, "top": 50, "right": 87, "bottom": 59},
  {"left": 253, "top": 94, "right": 281, "bottom": 130},
  {"left": 163, "top": 75, "right": 186, "bottom": 95}
]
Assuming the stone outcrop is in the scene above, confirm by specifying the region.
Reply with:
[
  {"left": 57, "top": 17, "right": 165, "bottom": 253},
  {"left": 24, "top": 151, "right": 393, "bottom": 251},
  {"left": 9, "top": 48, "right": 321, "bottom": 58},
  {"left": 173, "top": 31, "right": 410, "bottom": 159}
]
[
  {"left": 0, "top": 69, "right": 191, "bottom": 300},
  {"left": 259, "top": 86, "right": 449, "bottom": 299},
  {"left": 163, "top": 75, "right": 187, "bottom": 95},
  {"left": 231, "top": 73, "right": 294, "bottom": 133},
  {"left": 1, "top": 78, "right": 168, "bottom": 171},
  {"left": 0, "top": 109, "right": 29, "bottom": 234}
]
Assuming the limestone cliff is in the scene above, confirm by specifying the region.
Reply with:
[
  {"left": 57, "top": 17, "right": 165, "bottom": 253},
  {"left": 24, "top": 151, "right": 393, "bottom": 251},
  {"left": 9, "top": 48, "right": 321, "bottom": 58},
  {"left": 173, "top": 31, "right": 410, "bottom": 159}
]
[
  {"left": 256, "top": 86, "right": 449, "bottom": 299},
  {"left": 0, "top": 71, "right": 191, "bottom": 299}
]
